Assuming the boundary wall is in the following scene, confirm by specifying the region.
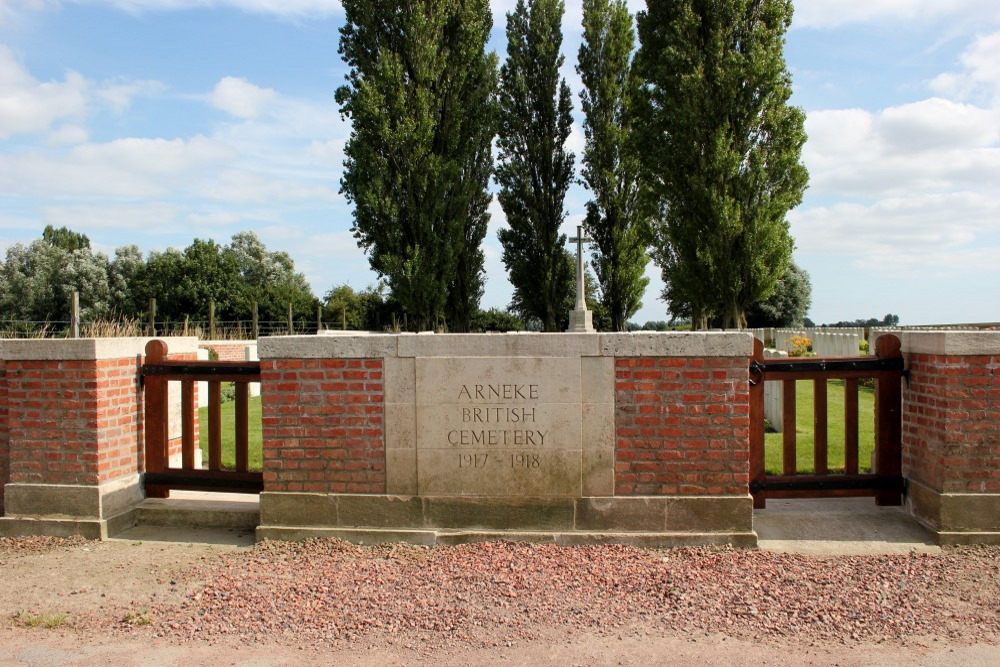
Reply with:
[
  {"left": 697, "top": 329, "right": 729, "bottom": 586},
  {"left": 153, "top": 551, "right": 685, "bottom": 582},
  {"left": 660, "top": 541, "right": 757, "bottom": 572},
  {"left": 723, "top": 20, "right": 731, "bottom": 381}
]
[
  {"left": 0, "top": 338, "right": 199, "bottom": 538},
  {"left": 256, "top": 332, "right": 756, "bottom": 547},
  {"left": 1, "top": 331, "right": 998, "bottom": 546}
]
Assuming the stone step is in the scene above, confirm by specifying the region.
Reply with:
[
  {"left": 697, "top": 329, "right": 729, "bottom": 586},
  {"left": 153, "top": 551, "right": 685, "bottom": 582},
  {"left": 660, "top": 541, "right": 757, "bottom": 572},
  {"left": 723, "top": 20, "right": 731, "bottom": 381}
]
[{"left": 132, "top": 491, "right": 260, "bottom": 531}]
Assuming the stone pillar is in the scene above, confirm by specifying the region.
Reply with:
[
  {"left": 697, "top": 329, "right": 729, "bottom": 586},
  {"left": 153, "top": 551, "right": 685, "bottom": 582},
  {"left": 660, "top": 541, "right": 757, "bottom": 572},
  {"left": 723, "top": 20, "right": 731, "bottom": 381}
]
[
  {"left": 900, "top": 331, "right": 1000, "bottom": 545},
  {"left": 0, "top": 337, "right": 198, "bottom": 539}
]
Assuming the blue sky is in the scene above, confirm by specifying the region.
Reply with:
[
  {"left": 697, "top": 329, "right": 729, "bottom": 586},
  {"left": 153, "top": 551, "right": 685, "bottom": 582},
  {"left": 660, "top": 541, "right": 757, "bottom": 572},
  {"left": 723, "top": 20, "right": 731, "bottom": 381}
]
[{"left": 1, "top": 0, "right": 998, "bottom": 327}]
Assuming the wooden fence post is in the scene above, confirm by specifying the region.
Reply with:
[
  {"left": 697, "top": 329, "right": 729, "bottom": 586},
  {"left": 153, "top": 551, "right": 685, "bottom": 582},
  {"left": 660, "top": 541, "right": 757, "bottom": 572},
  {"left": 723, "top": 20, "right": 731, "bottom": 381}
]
[
  {"left": 143, "top": 339, "right": 170, "bottom": 498},
  {"left": 874, "top": 334, "right": 903, "bottom": 506},
  {"left": 209, "top": 300, "right": 216, "bottom": 339},
  {"left": 69, "top": 291, "right": 79, "bottom": 338},
  {"left": 749, "top": 338, "right": 766, "bottom": 509},
  {"left": 252, "top": 302, "right": 259, "bottom": 339},
  {"left": 148, "top": 298, "right": 157, "bottom": 337}
]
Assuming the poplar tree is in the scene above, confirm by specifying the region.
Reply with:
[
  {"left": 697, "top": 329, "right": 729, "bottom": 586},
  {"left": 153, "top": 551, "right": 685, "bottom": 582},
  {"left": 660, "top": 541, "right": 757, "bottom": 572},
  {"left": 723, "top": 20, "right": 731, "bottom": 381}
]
[
  {"left": 635, "top": 0, "right": 808, "bottom": 329},
  {"left": 337, "top": 0, "right": 497, "bottom": 331},
  {"left": 578, "top": 0, "right": 650, "bottom": 331},
  {"left": 496, "top": 0, "right": 575, "bottom": 332}
]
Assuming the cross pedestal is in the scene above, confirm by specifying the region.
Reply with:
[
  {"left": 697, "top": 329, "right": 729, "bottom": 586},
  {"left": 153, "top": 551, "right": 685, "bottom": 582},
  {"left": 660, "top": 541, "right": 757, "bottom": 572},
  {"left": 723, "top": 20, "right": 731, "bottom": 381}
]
[{"left": 567, "top": 225, "right": 594, "bottom": 332}]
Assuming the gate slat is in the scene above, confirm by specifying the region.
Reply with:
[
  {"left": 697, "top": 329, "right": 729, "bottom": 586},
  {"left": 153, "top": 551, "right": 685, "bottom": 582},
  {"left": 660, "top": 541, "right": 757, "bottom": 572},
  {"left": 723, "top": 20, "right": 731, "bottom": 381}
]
[
  {"left": 782, "top": 379, "right": 796, "bottom": 475},
  {"left": 208, "top": 381, "right": 222, "bottom": 471},
  {"left": 814, "top": 379, "right": 828, "bottom": 475},
  {"left": 181, "top": 380, "right": 195, "bottom": 469},
  {"left": 844, "top": 379, "right": 859, "bottom": 474},
  {"left": 235, "top": 382, "right": 249, "bottom": 472}
]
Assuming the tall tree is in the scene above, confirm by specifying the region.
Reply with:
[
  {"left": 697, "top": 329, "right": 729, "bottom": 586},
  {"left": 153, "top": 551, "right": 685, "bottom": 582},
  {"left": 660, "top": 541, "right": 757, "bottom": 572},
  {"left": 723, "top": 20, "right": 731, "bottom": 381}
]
[
  {"left": 496, "top": 0, "right": 575, "bottom": 332},
  {"left": 744, "top": 259, "right": 811, "bottom": 328},
  {"left": 337, "top": 0, "right": 497, "bottom": 331},
  {"left": 635, "top": 0, "right": 809, "bottom": 329},
  {"left": 577, "top": 0, "right": 650, "bottom": 331}
]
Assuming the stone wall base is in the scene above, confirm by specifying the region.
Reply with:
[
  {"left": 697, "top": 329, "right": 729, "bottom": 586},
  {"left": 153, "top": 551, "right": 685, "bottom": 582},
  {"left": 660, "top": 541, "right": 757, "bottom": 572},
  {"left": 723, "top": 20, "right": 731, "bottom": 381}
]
[
  {"left": 0, "top": 477, "right": 142, "bottom": 540},
  {"left": 257, "top": 493, "right": 756, "bottom": 548},
  {"left": 907, "top": 478, "right": 1000, "bottom": 545}
]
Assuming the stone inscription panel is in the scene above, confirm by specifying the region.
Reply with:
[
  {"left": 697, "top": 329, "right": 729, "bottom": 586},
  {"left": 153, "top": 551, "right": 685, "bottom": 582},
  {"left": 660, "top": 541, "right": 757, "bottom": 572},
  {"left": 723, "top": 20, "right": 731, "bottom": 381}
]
[{"left": 414, "top": 357, "right": 583, "bottom": 497}]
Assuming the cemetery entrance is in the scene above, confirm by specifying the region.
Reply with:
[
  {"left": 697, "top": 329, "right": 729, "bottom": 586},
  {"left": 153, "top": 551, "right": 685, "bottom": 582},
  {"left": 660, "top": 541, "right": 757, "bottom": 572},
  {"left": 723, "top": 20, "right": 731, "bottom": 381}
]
[{"left": 748, "top": 334, "right": 905, "bottom": 509}]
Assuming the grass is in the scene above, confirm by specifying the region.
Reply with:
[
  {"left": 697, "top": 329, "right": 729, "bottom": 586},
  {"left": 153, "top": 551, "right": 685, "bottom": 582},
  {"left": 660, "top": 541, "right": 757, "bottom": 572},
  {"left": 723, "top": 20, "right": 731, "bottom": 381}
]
[
  {"left": 764, "top": 379, "right": 876, "bottom": 475},
  {"left": 198, "top": 393, "right": 264, "bottom": 471},
  {"left": 15, "top": 610, "right": 68, "bottom": 628}
]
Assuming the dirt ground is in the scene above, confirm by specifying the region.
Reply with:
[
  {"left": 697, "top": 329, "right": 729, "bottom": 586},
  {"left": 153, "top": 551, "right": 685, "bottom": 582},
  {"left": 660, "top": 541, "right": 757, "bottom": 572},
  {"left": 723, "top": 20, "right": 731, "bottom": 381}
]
[{"left": 0, "top": 535, "right": 997, "bottom": 666}]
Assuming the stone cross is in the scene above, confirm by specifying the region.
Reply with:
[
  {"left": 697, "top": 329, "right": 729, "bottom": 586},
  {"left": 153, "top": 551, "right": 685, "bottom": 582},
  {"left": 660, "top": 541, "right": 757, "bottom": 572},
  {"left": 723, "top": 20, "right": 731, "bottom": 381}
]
[{"left": 569, "top": 225, "right": 592, "bottom": 310}]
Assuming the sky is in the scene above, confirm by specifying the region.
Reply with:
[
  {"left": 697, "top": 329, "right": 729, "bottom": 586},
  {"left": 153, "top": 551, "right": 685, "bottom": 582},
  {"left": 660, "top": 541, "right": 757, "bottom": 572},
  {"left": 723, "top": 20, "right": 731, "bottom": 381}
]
[{"left": 1, "top": 0, "right": 998, "bottom": 327}]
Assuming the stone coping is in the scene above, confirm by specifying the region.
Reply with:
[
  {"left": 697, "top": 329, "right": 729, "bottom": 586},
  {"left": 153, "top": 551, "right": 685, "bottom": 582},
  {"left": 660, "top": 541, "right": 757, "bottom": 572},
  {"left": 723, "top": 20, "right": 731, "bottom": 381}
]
[
  {"left": 0, "top": 336, "right": 199, "bottom": 361},
  {"left": 259, "top": 331, "right": 752, "bottom": 360},
  {"left": 900, "top": 330, "right": 1000, "bottom": 356}
]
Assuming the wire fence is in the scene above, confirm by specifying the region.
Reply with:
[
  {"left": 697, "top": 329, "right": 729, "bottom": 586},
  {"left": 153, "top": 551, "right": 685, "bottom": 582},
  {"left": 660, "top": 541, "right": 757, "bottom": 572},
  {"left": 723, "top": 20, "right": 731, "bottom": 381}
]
[{"left": 0, "top": 319, "right": 347, "bottom": 340}]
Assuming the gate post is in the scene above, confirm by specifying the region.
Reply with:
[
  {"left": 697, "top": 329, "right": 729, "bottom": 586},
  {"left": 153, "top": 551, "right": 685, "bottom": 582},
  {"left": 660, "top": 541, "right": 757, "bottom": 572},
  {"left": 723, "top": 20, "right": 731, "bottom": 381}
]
[
  {"left": 749, "top": 338, "right": 766, "bottom": 509},
  {"left": 874, "top": 335, "right": 903, "bottom": 506}
]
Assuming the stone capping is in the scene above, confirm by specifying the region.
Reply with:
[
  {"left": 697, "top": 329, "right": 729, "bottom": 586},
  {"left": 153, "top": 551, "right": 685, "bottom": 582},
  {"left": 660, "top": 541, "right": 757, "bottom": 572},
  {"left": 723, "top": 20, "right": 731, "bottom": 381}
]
[
  {"left": 259, "top": 332, "right": 752, "bottom": 360},
  {"left": 0, "top": 336, "right": 199, "bottom": 361},
  {"left": 900, "top": 330, "right": 1000, "bottom": 356}
]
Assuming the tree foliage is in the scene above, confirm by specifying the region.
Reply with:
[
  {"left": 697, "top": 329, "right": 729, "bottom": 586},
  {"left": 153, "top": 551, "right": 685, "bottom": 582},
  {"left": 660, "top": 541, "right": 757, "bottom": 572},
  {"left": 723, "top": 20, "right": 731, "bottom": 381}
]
[
  {"left": 744, "top": 259, "right": 811, "bottom": 327},
  {"left": 0, "top": 228, "right": 318, "bottom": 327},
  {"left": 337, "top": 0, "right": 497, "bottom": 331},
  {"left": 496, "top": 0, "right": 576, "bottom": 332},
  {"left": 578, "top": 0, "right": 650, "bottom": 331},
  {"left": 635, "top": 0, "right": 808, "bottom": 330},
  {"left": 0, "top": 237, "right": 110, "bottom": 323}
]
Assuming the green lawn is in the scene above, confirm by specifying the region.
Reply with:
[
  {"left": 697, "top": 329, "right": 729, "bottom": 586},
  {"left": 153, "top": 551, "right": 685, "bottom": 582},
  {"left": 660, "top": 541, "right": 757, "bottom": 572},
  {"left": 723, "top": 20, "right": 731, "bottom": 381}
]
[
  {"left": 198, "top": 394, "right": 264, "bottom": 471},
  {"left": 764, "top": 379, "right": 876, "bottom": 475}
]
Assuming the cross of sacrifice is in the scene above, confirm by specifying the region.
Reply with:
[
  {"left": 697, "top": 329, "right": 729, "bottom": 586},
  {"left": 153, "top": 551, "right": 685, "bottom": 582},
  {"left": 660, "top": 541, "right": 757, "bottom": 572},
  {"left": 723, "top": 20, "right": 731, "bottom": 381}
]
[{"left": 569, "top": 225, "right": 592, "bottom": 311}]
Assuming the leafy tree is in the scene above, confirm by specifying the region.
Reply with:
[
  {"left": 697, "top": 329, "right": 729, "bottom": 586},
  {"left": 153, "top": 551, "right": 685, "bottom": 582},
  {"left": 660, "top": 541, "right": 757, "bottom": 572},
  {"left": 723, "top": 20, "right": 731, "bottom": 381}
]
[
  {"left": 496, "top": 0, "right": 575, "bottom": 332},
  {"left": 635, "top": 0, "right": 809, "bottom": 330},
  {"left": 107, "top": 245, "right": 145, "bottom": 316},
  {"left": 744, "top": 260, "right": 811, "bottom": 327},
  {"left": 578, "top": 0, "right": 650, "bottom": 331},
  {"left": 470, "top": 307, "right": 525, "bottom": 332},
  {"left": 0, "top": 237, "right": 110, "bottom": 323},
  {"left": 42, "top": 225, "right": 90, "bottom": 252},
  {"left": 229, "top": 231, "right": 316, "bottom": 322},
  {"left": 337, "top": 0, "right": 497, "bottom": 331}
]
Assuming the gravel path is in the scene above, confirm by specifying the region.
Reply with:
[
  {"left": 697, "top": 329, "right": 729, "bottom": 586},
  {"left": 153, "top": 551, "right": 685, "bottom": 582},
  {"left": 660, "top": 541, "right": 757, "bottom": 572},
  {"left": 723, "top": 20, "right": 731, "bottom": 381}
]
[
  {"left": 146, "top": 540, "right": 999, "bottom": 649},
  {"left": 3, "top": 536, "right": 999, "bottom": 659}
]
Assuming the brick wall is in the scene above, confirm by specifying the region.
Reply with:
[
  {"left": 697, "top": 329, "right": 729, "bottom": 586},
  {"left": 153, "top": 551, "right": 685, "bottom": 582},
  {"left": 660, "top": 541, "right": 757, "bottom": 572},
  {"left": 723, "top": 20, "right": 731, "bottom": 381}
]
[
  {"left": 261, "top": 358, "right": 385, "bottom": 493},
  {"left": 614, "top": 356, "right": 750, "bottom": 496},
  {"left": 200, "top": 342, "right": 253, "bottom": 362},
  {"left": 3, "top": 358, "right": 141, "bottom": 486},
  {"left": 903, "top": 353, "right": 1000, "bottom": 494},
  {"left": 0, "top": 358, "right": 8, "bottom": 510}
]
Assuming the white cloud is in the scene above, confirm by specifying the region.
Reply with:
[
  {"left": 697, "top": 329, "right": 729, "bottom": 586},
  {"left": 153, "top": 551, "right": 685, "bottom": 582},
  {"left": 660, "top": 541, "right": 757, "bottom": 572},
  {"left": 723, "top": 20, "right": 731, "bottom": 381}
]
[
  {"left": 792, "top": 0, "right": 1000, "bottom": 30},
  {"left": 802, "top": 101, "right": 1000, "bottom": 198},
  {"left": 210, "top": 76, "right": 277, "bottom": 119},
  {"left": 0, "top": 45, "right": 88, "bottom": 138},
  {"left": 197, "top": 168, "right": 339, "bottom": 204},
  {"left": 0, "top": 135, "right": 233, "bottom": 197},
  {"left": 931, "top": 30, "right": 1000, "bottom": 103},
  {"left": 39, "top": 201, "right": 182, "bottom": 230},
  {"left": 98, "top": 78, "right": 165, "bottom": 113},
  {"left": 791, "top": 192, "right": 1000, "bottom": 277},
  {"left": 46, "top": 123, "right": 89, "bottom": 145},
  {"left": 65, "top": 0, "right": 343, "bottom": 18}
]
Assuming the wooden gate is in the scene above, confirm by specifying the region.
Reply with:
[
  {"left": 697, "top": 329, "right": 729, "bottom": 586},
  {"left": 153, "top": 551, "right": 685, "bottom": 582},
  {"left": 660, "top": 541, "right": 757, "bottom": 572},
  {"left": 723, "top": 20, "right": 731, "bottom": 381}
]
[
  {"left": 748, "top": 334, "right": 904, "bottom": 509},
  {"left": 141, "top": 339, "right": 263, "bottom": 496}
]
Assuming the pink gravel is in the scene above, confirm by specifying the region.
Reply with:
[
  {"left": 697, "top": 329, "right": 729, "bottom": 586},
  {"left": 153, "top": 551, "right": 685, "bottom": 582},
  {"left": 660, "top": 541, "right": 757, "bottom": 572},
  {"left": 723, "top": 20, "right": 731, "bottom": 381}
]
[{"left": 141, "top": 540, "right": 1000, "bottom": 648}]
